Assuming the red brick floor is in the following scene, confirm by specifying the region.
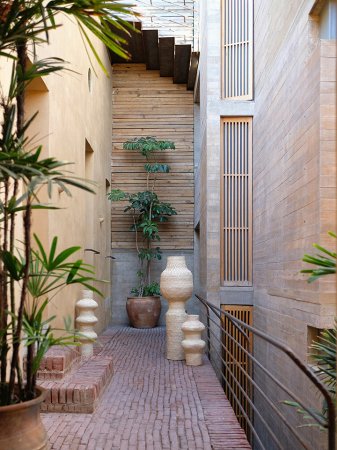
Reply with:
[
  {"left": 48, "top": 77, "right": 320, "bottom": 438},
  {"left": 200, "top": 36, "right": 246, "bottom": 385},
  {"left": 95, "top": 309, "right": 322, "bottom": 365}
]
[{"left": 42, "top": 327, "right": 250, "bottom": 450}]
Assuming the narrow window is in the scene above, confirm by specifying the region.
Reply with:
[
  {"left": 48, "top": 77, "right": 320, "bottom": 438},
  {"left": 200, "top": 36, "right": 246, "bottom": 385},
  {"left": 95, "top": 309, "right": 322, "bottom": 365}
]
[
  {"left": 222, "top": 0, "right": 254, "bottom": 100},
  {"left": 221, "top": 117, "right": 252, "bottom": 286}
]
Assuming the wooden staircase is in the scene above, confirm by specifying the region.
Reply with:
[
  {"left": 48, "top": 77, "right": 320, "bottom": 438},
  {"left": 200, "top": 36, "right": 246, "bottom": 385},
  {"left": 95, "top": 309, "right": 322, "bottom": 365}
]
[{"left": 109, "top": 22, "right": 199, "bottom": 91}]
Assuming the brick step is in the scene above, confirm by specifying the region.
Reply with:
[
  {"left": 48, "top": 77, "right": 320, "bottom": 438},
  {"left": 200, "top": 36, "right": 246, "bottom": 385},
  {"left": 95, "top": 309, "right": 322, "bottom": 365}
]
[
  {"left": 39, "top": 355, "right": 113, "bottom": 413},
  {"left": 37, "top": 346, "right": 80, "bottom": 380}
]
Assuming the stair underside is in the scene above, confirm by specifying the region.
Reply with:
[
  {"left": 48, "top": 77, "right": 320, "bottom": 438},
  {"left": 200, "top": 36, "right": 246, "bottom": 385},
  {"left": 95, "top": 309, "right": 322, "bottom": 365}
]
[{"left": 109, "top": 22, "right": 199, "bottom": 91}]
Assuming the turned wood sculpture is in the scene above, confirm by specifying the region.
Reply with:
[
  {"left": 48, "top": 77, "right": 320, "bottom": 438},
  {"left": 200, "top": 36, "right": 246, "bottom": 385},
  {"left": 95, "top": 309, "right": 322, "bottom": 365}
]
[
  {"left": 182, "top": 315, "right": 206, "bottom": 366},
  {"left": 75, "top": 290, "right": 98, "bottom": 357},
  {"left": 160, "top": 256, "right": 193, "bottom": 360}
]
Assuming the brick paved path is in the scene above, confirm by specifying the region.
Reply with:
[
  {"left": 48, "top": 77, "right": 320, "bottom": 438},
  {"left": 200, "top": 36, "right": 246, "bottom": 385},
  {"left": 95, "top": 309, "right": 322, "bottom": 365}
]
[{"left": 42, "top": 327, "right": 250, "bottom": 450}]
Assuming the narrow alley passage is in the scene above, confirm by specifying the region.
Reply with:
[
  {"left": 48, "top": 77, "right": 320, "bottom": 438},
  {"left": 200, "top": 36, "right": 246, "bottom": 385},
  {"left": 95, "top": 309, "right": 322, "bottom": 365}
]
[{"left": 42, "top": 327, "right": 250, "bottom": 450}]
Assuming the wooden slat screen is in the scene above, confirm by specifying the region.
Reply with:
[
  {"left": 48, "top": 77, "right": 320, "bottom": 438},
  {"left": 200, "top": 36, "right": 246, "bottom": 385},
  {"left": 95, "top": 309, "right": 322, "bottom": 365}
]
[
  {"left": 221, "top": 118, "right": 252, "bottom": 286},
  {"left": 222, "top": 0, "right": 254, "bottom": 100},
  {"left": 221, "top": 305, "right": 253, "bottom": 440}
]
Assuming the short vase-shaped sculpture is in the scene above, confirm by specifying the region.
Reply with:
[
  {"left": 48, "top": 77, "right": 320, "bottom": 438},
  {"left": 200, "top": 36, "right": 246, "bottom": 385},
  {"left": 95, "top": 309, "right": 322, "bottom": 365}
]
[
  {"left": 160, "top": 256, "right": 193, "bottom": 360},
  {"left": 75, "top": 289, "right": 98, "bottom": 357},
  {"left": 182, "top": 315, "right": 206, "bottom": 366}
]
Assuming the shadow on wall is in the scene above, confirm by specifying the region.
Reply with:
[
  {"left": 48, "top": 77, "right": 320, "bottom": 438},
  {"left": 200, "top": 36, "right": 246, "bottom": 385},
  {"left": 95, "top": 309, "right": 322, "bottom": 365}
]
[{"left": 110, "top": 249, "right": 199, "bottom": 326}]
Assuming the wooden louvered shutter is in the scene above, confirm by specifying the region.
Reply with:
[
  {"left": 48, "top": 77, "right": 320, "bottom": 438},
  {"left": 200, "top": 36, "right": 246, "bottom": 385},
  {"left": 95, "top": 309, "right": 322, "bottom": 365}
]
[
  {"left": 222, "top": 0, "right": 254, "bottom": 99},
  {"left": 221, "top": 305, "right": 253, "bottom": 440},
  {"left": 221, "top": 117, "right": 252, "bottom": 286}
]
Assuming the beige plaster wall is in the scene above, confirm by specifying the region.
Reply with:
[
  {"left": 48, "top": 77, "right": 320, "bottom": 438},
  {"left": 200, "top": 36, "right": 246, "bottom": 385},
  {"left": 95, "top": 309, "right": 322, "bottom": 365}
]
[{"left": 0, "top": 16, "right": 113, "bottom": 333}]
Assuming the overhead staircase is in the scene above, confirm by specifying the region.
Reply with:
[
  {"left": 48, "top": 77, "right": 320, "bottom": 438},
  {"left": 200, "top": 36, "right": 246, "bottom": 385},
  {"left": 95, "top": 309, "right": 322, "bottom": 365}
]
[{"left": 109, "top": 22, "right": 199, "bottom": 91}]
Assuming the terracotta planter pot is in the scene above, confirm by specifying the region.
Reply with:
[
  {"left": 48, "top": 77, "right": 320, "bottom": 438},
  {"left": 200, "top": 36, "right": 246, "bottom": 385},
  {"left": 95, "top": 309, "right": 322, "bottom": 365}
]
[
  {"left": 0, "top": 387, "right": 48, "bottom": 450},
  {"left": 126, "top": 296, "right": 161, "bottom": 328}
]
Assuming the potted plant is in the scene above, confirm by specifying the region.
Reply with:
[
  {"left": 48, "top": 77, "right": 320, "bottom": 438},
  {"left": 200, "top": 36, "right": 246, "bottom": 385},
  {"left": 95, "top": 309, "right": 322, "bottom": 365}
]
[
  {"left": 0, "top": 1, "right": 135, "bottom": 449},
  {"left": 109, "top": 137, "right": 177, "bottom": 328}
]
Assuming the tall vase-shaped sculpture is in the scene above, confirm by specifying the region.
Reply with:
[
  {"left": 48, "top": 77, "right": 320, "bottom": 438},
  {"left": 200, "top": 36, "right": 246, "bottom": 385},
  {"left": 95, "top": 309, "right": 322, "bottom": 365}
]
[
  {"left": 160, "top": 256, "right": 193, "bottom": 360},
  {"left": 182, "top": 315, "right": 206, "bottom": 366},
  {"left": 75, "top": 290, "right": 98, "bottom": 357}
]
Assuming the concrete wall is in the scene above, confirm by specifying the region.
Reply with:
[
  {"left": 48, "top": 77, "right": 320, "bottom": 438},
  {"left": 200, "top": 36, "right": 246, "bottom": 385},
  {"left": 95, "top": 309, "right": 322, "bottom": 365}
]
[
  {"left": 197, "top": 0, "right": 336, "bottom": 447},
  {"left": 253, "top": 0, "right": 336, "bottom": 360},
  {"left": 253, "top": 3, "right": 336, "bottom": 447},
  {"left": 110, "top": 250, "right": 198, "bottom": 326},
  {"left": 197, "top": 0, "right": 254, "bottom": 308}
]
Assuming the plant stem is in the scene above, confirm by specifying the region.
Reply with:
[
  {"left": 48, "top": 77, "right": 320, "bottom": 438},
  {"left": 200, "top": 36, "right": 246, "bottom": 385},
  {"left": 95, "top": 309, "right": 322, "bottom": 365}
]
[
  {"left": 25, "top": 341, "right": 34, "bottom": 399},
  {"left": 8, "top": 38, "right": 28, "bottom": 401},
  {"left": 16, "top": 41, "right": 26, "bottom": 133},
  {"left": 146, "top": 201, "right": 153, "bottom": 285},
  {"left": 133, "top": 211, "right": 139, "bottom": 254},
  {"left": 0, "top": 181, "right": 9, "bottom": 384},
  {"left": 0, "top": 100, "right": 10, "bottom": 387},
  {"left": 146, "top": 155, "right": 150, "bottom": 190},
  {"left": 10, "top": 181, "right": 18, "bottom": 327},
  {"left": 16, "top": 361, "right": 23, "bottom": 399},
  {"left": 9, "top": 197, "right": 31, "bottom": 400}
]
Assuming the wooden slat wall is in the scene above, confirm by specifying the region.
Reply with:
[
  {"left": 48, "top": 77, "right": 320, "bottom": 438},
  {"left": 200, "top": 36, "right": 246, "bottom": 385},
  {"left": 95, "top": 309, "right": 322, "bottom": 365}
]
[{"left": 111, "top": 64, "right": 194, "bottom": 250}]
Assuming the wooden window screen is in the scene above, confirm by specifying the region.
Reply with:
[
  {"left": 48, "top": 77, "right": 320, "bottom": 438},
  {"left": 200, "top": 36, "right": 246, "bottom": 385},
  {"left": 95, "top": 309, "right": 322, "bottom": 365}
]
[
  {"left": 221, "top": 305, "right": 253, "bottom": 440},
  {"left": 222, "top": 0, "right": 254, "bottom": 100},
  {"left": 221, "top": 117, "right": 252, "bottom": 286}
]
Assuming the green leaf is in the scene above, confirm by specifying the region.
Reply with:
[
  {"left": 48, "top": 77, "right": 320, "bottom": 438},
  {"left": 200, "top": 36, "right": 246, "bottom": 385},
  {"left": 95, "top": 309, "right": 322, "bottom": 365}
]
[
  {"left": 50, "top": 245, "right": 82, "bottom": 270},
  {"left": 108, "top": 189, "right": 128, "bottom": 201},
  {"left": 123, "top": 137, "right": 175, "bottom": 158},
  {"left": 144, "top": 163, "right": 170, "bottom": 173},
  {"left": 1, "top": 251, "right": 23, "bottom": 280},
  {"left": 301, "top": 234, "right": 336, "bottom": 282}
]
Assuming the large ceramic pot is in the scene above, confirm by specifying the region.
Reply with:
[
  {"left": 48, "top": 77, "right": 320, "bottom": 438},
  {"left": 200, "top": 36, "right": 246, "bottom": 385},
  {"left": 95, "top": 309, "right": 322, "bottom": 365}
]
[
  {"left": 0, "top": 387, "right": 48, "bottom": 450},
  {"left": 126, "top": 296, "right": 161, "bottom": 328},
  {"left": 160, "top": 256, "right": 193, "bottom": 360}
]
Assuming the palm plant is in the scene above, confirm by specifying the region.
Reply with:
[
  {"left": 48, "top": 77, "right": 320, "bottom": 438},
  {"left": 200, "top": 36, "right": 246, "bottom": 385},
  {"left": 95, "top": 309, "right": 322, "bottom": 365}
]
[
  {"left": 285, "top": 232, "right": 336, "bottom": 427},
  {"left": 0, "top": 0, "right": 136, "bottom": 405},
  {"left": 301, "top": 231, "right": 336, "bottom": 282},
  {"left": 108, "top": 137, "right": 177, "bottom": 297}
]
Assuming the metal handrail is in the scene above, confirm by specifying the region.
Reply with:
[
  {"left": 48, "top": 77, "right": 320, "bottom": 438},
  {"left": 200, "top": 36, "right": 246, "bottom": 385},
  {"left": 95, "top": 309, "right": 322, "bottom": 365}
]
[{"left": 195, "top": 294, "right": 336, "bottom": 450}]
